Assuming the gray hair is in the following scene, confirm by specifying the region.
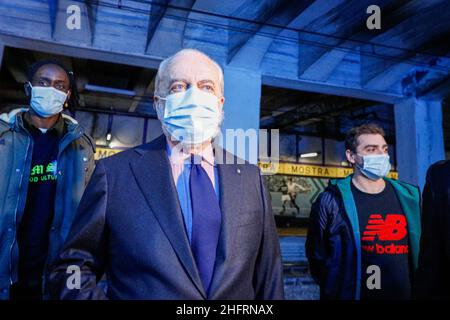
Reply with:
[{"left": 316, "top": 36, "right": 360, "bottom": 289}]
[{"left": 154, "top": 48, "right": 224, "bottom": 98}]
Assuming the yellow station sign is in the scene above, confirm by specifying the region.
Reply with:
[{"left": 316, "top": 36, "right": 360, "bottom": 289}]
[
  {"left": 258, "top": 161, "right": 398, "bottom": 179},
  {"left": 94, "top": 147, "right": 123, "bottom": 160}
]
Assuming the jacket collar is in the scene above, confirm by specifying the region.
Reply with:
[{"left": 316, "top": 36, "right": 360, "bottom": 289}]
[
  {"left": 1, "top": 108, "right": 91, "bottom": 154},
  {"left": 22, "top": 111, "right": 66, "bottom": 139},
  {"left": 385, "top": 178, "right": 421, "bottom": 271},
  {"left": 1, "top": 107, "right": 80, "bottom": 133}
]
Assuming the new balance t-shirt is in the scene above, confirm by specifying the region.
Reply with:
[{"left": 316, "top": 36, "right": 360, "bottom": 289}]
[{"left": 351, "top": 181, "right": 411, "bottom": 300}]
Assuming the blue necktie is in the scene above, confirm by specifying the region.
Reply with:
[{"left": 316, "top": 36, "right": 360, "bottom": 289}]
[{"left": 189, "top": 154, "right": 221, "bottom": 293}]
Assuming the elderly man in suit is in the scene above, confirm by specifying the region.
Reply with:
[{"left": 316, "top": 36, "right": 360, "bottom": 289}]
[{"left": 48, "top": 48, "right": 284, "bottom": 300}]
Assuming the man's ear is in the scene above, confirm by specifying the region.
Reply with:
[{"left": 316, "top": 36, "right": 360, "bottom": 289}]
[
  {"left": 153, "top": 97, "right": 163, "bottom": 119},
  {"left": 66, "top": 89, "right": 71, "bottom": 100},
  {"left": 345, "top": 149, "right": 356, "bottom": 165},
  {"left": 24, "top": 82, "right": 31, "bottom": 97}
]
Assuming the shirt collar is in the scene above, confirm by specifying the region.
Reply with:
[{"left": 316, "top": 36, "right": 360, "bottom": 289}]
[{"left": 165, "top": 136, "right": 215, "bottom": 167}]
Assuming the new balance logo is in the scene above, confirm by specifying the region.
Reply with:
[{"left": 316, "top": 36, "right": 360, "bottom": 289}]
[{"left": 362, "top": 214, "right": 407, "bottom": 241}]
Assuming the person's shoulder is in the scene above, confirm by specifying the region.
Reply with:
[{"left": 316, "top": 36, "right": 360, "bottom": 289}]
[
  {"left": 0, "top": 116, "right": 8, "bottom": 132},
  {"left": 385, "top": 177, "right": 420, "bottom": 202},
  {"left": 308, "top": 180, "right": 341, "bottom": 211},
  {"left": 101, "top": 134, "right": 166, "bottom": 166},
  {"left": 77, "top": 131, "right": 96, "bottom": 154},
  {"left": 0, "top": 108, "right": 27, "bottom": 132},
  {"left": 427, "top": 160, "right": 450, "bottom": 176},
  {"left": 98, "top": 143, "right": 151, "bottom": 168},
  {"left": 424, "top": 160, "right": 450, "bottom": 190},
  {"left": 387, "top": 177, "right": 417, "bottom": 189},
  {"left": 310, "top": 184, "right": 342, "bottom": 221},
  {"left": 317, "top": 184, "right": 341, "bottom": 205}
]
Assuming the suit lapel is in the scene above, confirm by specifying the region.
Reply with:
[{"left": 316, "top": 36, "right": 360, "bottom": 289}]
[
  {"left": 129, "top": 135, "right": 206, "bottom": 298},
  {"left": 208, "top": 149, "right": 244, "bottom": 297}
]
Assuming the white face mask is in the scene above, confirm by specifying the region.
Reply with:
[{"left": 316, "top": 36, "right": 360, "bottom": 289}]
[
  {"left": 356, "top": 154, "right": 391, "bottom": 181},
  {"left": 156, "top": 86, "right": 222, "bottom": 145},
  {"left": 29, "top": 83, "right": 67, "bottom": 118}
]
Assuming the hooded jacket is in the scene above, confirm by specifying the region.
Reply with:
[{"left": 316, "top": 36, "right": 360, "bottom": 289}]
[{"left": 0, "top": 108, "right": 95, "bottom": 299}]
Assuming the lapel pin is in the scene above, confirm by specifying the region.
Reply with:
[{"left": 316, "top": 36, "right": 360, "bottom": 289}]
[{"left": 236, "top": 168, "right": 241, "bottom": 174}]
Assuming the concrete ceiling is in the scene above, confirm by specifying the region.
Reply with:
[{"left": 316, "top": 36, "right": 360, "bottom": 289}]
[{"left": 0, "top": 0, "right": 449, "bottom": 149}]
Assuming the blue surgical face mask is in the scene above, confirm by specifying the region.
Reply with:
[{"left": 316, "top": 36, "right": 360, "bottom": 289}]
[
  {"left": 356, "top": 154, "right": 391, "bottom": 181},
  {"left": 29, "top": 83, "right": 67, "bottom": 118},
  {"left": 156, "top": 86, "right": 222, "bottom": 145}
]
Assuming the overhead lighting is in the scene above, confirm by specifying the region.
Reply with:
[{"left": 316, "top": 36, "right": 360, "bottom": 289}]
[
  {"left": 85, "top": 84, "right": 136, "bottom": 96},
  {"left": 106, "top": 114, "right": 113, "bottom": 145},
  {"left": 300, "top": 152, "right": 320, "bottom": 158}
]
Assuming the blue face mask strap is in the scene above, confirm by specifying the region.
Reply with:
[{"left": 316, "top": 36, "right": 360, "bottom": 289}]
[
  {"left": 155, "top": 95, "right": 167, "bottom": 101},
  {"left": 25, "top": 81, "right": 33, "bottom": 97}
]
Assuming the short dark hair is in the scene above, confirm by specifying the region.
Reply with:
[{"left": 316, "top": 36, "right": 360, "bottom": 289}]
[
  {"left": 345, "top": 123, "right": 386, "bottom": 153},
  {"left": 27, "top": 59, "right": 71, "bottom": 83},
  {"left": 27, "top": 59, "right": 79, "bottom": 111}
]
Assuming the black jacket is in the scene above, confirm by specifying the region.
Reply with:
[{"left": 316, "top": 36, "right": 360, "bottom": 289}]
[
  {"left": 414, "top": 160, "right": 450, "bottom": 299},
  {"left": 307, "top": 175, "right": 421, "bottom": 300},
  {"left": 306, "top": 181, "right": 358, "bottom": 300}
]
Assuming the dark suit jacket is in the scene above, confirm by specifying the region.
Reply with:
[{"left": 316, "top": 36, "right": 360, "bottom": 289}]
[
  {"left": 414, "top": 160, "right": 450, "bottom": 299},
  {"left": 48, "top": 134, "right": 284, "bottom": 300}
]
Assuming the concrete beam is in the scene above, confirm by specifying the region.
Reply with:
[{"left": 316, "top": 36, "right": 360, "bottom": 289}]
[
  {"left": 262, "top": 75, "right": 403, "bottom": 104},
  {"left": 6, "top": 63, "right": 28, "bottom": 83},
  {"left": 227, "top": 0, "right": 282, "bottom": 63},
  {"left": 362, "top": 0, "right": 450, "bottom": 87},
  {"left": 262, "top": 98, "right": 373, "bottom": 129},
  {"left": 395, "top": 97, "right": 445, "bottom": 190},
  {"left": 300, "top": 0, "right": 434, "bottom": 81},
  {"left": 228, "top": 0, "right": 314, "bottom": 70},
  {"left": 51, "top": 0, "right": 97, "bottom": 45},
  {"left": 146, "top": 0, "right": 195, "bottom": 57},
  {"left": 364, "top": 45, "right": 450, "bottom": 94},
  {"left": 85, "top": 0, "right": 98, "bottom": 45},
  {"left": 48, "top": 0, "right": 58, "bottom": 37},
  {"left": 145, "top": 0, "right": 169, "bottom": 50},
  {"left": 0, "top": 33, "right": 162, "bottom": 69},
  {"left": 129, "top": 69, "right": 155, "bottom": 113},
  {"left": 420, "top": 76, "right": 450, "bottom": 100},
  {"left": 298, "top": 0, "right": 396, "bottom": 77}
]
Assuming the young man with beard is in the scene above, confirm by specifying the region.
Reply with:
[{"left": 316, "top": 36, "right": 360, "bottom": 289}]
[{"left": 306, "top": 124, "right": 421, "bottom": 300}]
